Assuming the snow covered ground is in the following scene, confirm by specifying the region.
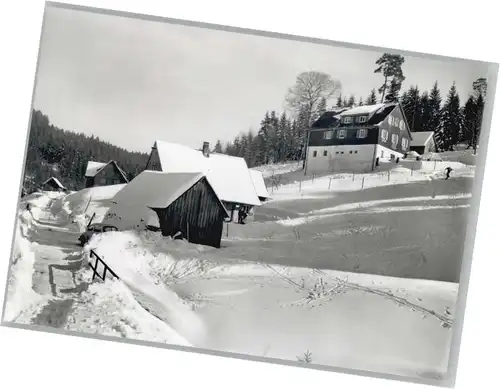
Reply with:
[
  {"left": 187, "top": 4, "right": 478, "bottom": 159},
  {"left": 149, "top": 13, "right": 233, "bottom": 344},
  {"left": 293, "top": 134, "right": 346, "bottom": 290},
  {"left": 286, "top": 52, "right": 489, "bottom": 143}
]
[
  {"left": 83, "top": 229, "right": 456, "bottom": 380},
  {"left": 3, "top": 151, "right": 477, "bottom": 383}
]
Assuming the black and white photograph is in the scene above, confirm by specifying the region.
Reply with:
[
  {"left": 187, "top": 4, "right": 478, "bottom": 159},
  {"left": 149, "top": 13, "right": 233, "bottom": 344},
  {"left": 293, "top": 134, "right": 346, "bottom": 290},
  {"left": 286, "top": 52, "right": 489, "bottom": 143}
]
[{"left": 1, "top": 1, "right": 498, "bottom": 386}]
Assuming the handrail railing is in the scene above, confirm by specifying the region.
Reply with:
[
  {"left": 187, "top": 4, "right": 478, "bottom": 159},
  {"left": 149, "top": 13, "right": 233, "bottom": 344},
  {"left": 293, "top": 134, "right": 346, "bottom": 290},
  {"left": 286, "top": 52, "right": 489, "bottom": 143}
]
[{"left": 88, "top": 249, "right": 119, "bottom": 282}]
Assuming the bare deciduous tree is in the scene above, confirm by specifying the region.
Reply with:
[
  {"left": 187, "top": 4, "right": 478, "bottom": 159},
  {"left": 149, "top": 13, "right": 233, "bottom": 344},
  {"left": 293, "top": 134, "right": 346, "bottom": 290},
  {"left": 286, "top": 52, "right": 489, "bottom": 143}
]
[{"left": 285, "top": 71, "right": 342, "bottom": 126}]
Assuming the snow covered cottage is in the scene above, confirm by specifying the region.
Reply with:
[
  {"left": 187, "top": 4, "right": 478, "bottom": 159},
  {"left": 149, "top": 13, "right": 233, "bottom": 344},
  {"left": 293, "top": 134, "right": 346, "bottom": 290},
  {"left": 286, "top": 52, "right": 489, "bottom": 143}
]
[
  {"left": 304, "top": 102, "right": 414, "bottom": 174},
  {"left": 409, "top": 131, "right": 436, "bottom": 155},
  {"left": 102, "top": 170, "right": 229, "bottom": 248},
  {"left": 41, "top": 177, "right": 66, "bottom": 192},
  {"left": 84, "top": 160, "right": 129, "bottom": 188},
  {"left": 144, "top": 140, "right": 262, "bottom": 222}
]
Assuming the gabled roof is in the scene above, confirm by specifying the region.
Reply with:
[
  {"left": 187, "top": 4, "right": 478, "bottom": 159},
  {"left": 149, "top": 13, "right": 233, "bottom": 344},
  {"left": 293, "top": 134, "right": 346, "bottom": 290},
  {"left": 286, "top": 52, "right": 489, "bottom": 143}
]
[
  {"left": 42, "top": 177, "right": 66, "bottom": 189},
  {"left": 85, "top": 160, "right": 129, "bottom": 182},
  {"left": 410, "top": 131, "right": 435, "bottom": 146},
  {"left": 248, "top": 169, "right": 270, "bottom": 200},
  {"left": 152, "top": 140, "right": 261, "bottom": 207},
  {"left": 85, "top": 161, "right": 106, "bottom": 177},
  {"left": 337, "top": 103, "right": 388, "bottom": 116},
  {"left": 103, "top": 171, "right": 229, "bottom": 231}
]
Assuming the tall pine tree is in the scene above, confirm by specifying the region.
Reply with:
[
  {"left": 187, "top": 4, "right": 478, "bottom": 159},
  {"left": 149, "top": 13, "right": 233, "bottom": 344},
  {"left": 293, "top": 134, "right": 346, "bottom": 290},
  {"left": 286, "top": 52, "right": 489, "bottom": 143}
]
[{"left": 436, "top": 83, "right": 462, "bottom": 151}]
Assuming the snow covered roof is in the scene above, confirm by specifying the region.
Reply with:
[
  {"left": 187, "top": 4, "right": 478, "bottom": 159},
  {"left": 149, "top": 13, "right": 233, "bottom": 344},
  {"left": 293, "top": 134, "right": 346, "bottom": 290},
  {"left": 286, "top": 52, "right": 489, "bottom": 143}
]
[
  {"left": 85, "top": 161, "right": 107, "bottom": 177},
  {"left": 410, "top": 131, "right": 435, "bottom": 147},
  {"left": 85, "top": 160, "right": 129, "bottom": 182},
  {"left": 337, "top": 103, "right": 387, "bottom": 116},
  {"left": 103, "top": 171, "right": 228, "bottom": 231},
  {"left": 153, "top": 141, "right": 261, "bottom": 207},
  {"left": 249, "top": 169, "right": 269, "bottom": 200},
  {"left": 42, "top": 177, "right": 65, "bottom": 189}
]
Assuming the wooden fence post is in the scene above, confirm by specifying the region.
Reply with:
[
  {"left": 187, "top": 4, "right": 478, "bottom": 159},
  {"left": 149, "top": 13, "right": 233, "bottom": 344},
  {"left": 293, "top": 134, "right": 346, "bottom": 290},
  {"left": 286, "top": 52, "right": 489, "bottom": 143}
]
[
  {"left": 388, "top": 171, "right": 391, "bottom": 182},
  {"left": 299, "top": 181, "right": 302, "bottom": 192},
  {"left": 226, "top": 222, "right": 229, "bottom": 237},
  {"left": 361, "top": 177, "right": 365, "bottom": 189},
  {"left": 352, "top": 172, "right": 355, "bottom": 181},
  {"left": 328, "top": 178, "right": 332, "bottom": 190},
  {"left": 83, "top": 196, "right": 92, "bottom": 214},
  {"left": 434, "top": 160, "right": 437, "bottom": 170}
]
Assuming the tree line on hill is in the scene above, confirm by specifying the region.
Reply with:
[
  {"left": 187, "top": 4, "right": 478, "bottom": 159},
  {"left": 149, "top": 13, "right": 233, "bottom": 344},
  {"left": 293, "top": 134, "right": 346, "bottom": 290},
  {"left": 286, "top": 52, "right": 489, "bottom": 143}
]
[
  {"left": 217, "top": 53, "right": 487, "bottom": 168},
  {"left": 23, "top": 109, "right": 149, "bottom": 193}
]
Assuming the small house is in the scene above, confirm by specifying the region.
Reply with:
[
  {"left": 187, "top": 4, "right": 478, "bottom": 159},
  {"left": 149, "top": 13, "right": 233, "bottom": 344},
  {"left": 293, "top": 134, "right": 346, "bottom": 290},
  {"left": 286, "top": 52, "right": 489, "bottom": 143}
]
[
  {"left": 304, "top": 102, "right": 414, "bottom": 174},
  {"left": 41, "top": 177, "right": 66, "bottom": 192},
  {"left": 84, "top": 160, "right": 129, "bottom": 188},
  {"left": 409, "top": 131, "right": 436, "bottom": 155},
  {"left": 103, "top": 170, "right": 229, "bottom": 248},
  {"left": 144, "top": 140, "right": 262, "bottom": 223}
]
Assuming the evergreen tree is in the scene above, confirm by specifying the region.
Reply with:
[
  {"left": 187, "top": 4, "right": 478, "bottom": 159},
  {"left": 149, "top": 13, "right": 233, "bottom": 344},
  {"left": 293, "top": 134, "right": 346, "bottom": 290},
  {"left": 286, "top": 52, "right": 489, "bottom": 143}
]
[
  {"left": 316, "top": 97, "right": 327, "bottom": 120},
  {"left": 214, "top": 140, "right": 223, "bottom": 153},
  {"left": 374, "top": 53, "right": 405, "bottom": 102},
  {"left": 436, "top": 83, "right": 462, "bottom": 151},
  {"left": 428, "top": 81, "right": 443, "bottom": 132},
  {"left": 474, "top": 93, "right": 485, "bottom": 152},
  {"left": 358, "top": 97, "right": 364, "bottom": 106},
  {"left": 347, "top": 95, "right": 356, "bottom": 107},
  {"left": 336, "top": 94, "right": 343, "bottom": 108},
  {"left": 462, "top": 95, "right": 478, "bottom": 147},
  {"left": 401, "top": 86, "right": 421, "bottom": 131},
  {"left": 365, "top": 89, "right": 378, "bottom": 105},
  {"left": 385, "top": 77, "right": 402, "bottom": 102},
  {"left": 419, "top": 92, "right": 432, "bottom": 132}
]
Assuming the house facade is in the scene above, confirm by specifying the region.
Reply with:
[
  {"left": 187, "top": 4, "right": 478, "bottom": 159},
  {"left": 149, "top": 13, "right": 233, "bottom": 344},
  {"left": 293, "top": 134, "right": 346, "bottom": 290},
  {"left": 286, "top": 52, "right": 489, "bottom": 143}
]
[
  {"left": 84, "top": 160, "right": 129, "bottom": 188},
  {"left": 304, "top": 102, "right": 413, "bottom": 174},
  {"left": 409, "top": 131, "right": 436, "bottom": 155}
]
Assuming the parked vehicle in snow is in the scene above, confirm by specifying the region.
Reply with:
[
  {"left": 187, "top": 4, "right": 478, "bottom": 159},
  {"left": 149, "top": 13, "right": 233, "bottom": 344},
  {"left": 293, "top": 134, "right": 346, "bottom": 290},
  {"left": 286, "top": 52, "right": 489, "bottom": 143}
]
[{"left": 78, "top": 223, "right": 118, "bottom": 246}]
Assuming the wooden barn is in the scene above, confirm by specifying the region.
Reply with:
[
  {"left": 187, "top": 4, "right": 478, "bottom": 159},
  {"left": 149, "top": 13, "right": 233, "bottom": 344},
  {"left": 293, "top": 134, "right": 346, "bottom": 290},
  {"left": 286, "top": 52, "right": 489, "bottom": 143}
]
[
  {"left": 41, "top": 177, "right": 66, "bottom": 192},
  {"left": 102, "top": 170, "right": 229, "bottom": 248},
  {"left": 84, "top": 160, "right": 129, "bottom": 188},
  {"left": 144, "top": 140, "right": 262, "bottom": 223},
  {"left": 149, "top": 172, "right": 229, "bottom": 248}
]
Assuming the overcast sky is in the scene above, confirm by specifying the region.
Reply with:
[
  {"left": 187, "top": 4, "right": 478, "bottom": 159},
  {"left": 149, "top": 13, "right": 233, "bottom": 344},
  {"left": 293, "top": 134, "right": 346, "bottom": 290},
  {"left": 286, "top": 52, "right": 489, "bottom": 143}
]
[{"left": 32, "top": 5, "right": 489, "bottom": 154}]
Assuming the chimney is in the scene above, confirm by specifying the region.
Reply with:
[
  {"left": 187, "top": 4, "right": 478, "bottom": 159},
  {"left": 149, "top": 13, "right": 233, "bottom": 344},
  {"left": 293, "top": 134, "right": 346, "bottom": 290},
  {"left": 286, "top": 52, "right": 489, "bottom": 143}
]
[{"left": 202, "top": 141, "right": 210, "bottom": 157}]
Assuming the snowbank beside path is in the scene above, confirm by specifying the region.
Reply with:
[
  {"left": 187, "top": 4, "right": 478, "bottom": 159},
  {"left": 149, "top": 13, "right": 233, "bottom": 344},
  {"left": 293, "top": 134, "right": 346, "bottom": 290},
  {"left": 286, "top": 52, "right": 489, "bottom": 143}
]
[
  {"left": 64, "top": 271, "right": 192, "bottom": 347},
  {"left": 2, "top": 213, "right": 48, "bottom": 323},
  {"left": 84, "top": 231, "right": 208, "bottom": 347},
  {"left": 63, "top": 184, "right": 126, "bottom": 224}
]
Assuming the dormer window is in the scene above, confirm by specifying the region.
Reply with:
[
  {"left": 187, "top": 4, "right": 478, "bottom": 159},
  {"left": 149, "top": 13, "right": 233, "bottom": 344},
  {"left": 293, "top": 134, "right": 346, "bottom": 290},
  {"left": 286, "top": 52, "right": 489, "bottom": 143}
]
[
  {"left": 323, "top": 130, "right": 334, "bottom": 140},
  {"left": 357, "top": 115, "right": 368, "bottom": 123},
  {"left": 342, "top": 116, "right": 353, "bottom": 124}
]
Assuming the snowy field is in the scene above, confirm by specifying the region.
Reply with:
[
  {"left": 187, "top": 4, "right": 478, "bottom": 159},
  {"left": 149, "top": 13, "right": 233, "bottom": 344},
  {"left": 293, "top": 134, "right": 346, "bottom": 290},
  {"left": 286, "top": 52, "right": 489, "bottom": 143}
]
[{"left": 3, "top": 151, "right": 477, "bottom": 383}]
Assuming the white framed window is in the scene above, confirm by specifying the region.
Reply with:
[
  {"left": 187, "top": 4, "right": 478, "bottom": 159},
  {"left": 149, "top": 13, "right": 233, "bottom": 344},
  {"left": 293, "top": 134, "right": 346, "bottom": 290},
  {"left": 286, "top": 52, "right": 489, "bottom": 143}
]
[
  {"left": 388, "top": 116, "right": 393, "bottom": 126},
  {"left": 342, "top": 116, "right": 353, "bottom": 124},
  {"left": 338, "top": 129, "right": 347, "bottom": 139},
  {"left": 356, "top": 115, "right": 368, "bottom": 123},
  {"left": 323, "top": 130, "right": 333, "bottom": 140},
  {"left": 354, "top": 150, "right": 358, "bottom": 154},
  {"left": 323, "top": 150, "right": 328, "bottom": 156},
  {"left": 394, "top": 118, "right": 400, "bottom": 127},
  {"left": 391, "top": 134, "right": 399, "bottom": 145},
  {"left": 381, "top": 129, "right": 389, "bottom": 142},
  {"left": 357, "top": 129, "right": 368, "bottom": 139},
  {"left": 400, "top": 121, "right": 406, "bottom": 131},
  {"left": 401, "top": 138, "right": 408, "bottom": 149},
  {"left": 313, "top": 150, "right": 318, "bottom": 157}
]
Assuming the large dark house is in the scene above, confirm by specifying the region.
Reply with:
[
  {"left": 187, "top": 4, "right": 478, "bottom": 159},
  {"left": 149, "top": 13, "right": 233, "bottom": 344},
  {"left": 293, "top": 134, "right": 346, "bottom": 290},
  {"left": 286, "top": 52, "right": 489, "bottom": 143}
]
[
  {"left": 409, "top": 131, "right": 436, "bottom": 155},
  {"left": 84, "top": 160, "right": 129, "bottom": 188},
  {"left": 304, "top": 102, "right": 413, "bottom": 174}
]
